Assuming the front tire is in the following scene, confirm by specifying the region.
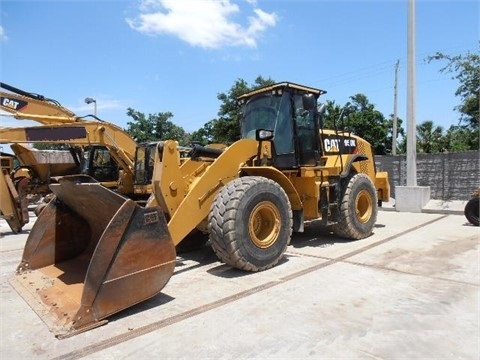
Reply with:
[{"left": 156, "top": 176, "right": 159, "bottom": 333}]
[
  {"left": 209, "top": 176, "right": 292, "bottom": 272},
  {"left": 331, "top": 173, "right": 378, "bottom": 239}
]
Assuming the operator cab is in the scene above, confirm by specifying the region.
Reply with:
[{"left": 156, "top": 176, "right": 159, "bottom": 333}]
[
  {"left": 238, "top": 82, "right": 326, "bottom": 169},
  {"left": 82, "top": 145, "right": 119, "bottom": 183},
  {"left": 133, "top": 142, "right": 157, "bottom": 185}
]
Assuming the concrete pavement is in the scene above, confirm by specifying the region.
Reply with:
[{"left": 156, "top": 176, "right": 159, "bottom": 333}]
[
  {"left": 0, "top": 207, "right": 478, "bottom": 359},
  {"left": 380, "top": 198, "right": 468, "bottom": 215}
]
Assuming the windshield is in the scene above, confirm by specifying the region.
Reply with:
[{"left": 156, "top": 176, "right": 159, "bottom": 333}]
[
  {"left": 240, "top": 93, "right": 282, "bottom": 138},
  {"left": 240, "top": 92, "right": 294, "bottom": 155}
]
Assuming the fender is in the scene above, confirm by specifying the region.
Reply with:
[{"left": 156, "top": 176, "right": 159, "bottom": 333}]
[
  {"left": 340, "top": 154, "right": 369, "bottom": 178},
  {"left": 242, "top": 166, "right": 304, "bottom": 232}
]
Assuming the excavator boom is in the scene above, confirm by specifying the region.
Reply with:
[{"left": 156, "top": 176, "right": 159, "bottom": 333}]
[{"left": 1, "top": 82, "right": 78, "bottom": 122}]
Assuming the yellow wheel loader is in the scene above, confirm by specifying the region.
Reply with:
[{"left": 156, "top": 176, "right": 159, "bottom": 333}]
[{"left": 11, "top": 82, "right": 390, "bottom": 338}]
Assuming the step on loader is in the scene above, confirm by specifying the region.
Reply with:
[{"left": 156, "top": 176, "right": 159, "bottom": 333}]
[{"left": 11, "top": 82, "right": 390, "bottom": 338}]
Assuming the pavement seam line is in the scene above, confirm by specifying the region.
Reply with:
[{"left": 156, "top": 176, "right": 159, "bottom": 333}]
[{"left": 342, "top": 259, "right": 480, "bottom": 287}]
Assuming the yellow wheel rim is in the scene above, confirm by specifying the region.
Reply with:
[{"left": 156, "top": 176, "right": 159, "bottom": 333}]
[
  {"left": 355, "top": 190, "right": 373, "bottom": 223},
  {"left": 248, "top": 201, "right": 281, "bottom": 248}
]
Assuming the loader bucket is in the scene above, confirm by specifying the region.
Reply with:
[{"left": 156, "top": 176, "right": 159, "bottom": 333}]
[{"left": 10, "top": 175, "right": 176, "bottom": 338}]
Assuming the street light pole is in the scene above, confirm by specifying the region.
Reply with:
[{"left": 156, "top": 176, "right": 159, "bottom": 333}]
[
  {"left": 84, "top": 97, "right": 97, "bottom": 117},
  {"left": 392, "top": 59, "right": 399, "bottom": 156}
]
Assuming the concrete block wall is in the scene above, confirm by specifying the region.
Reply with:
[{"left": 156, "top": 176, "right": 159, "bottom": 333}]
[{"left": 375, "top": 151, "right": 479, "bottom": 200}]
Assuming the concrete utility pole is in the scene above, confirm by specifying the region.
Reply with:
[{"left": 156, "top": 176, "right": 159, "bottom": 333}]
[
  {"left": 406, "top": 0, "right": 417, "bottom": 186},
  {"left": 394, "top": 0, "right": 430, "bottom": 213},
  {"left": 392, "top": 59, "right": 399, "bottom": 155}
]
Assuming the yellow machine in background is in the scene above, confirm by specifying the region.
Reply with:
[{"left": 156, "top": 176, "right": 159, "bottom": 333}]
[
  {"left": 0, "top": 121, "right": 138, "bottom": 191},
  {"left": 0, "top": 82, "right": 137, "bottom": 187},
  {"left": 0, "top": 82, "right": 140, "bottom": 232},
  {"left": 11, "top": 82, "right": 390, "bottom": 337},
  {"left": 0, "top": 153, "right": 30, "bottom": 232}
]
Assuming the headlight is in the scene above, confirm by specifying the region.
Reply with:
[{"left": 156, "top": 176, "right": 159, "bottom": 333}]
[{"left": 256, "top": 129, "right": 274, "bottom": 141}]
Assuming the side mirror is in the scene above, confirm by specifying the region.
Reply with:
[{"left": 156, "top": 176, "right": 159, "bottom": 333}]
[
  {"left": 302, "top": 94, "right": 316, "bottom": 111},
  {"left": 316, "top": 104, "right": 326, "bottom": 128},
  {"left": 317, "top": 103, "right": 326, "bottom": 116}
]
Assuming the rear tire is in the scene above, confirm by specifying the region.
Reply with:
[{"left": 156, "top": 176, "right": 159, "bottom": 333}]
[
  {"left": 209, "top": 176, "right": 292, "bottom": 272},
  {"left": 331, "top": 173, "right": 378, "bottom": 239},
  {"left": 464, "top": 196, "right": 479, "bottom": 226}
]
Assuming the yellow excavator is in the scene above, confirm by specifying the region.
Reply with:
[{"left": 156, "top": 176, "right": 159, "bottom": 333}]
[
  {"left": 0, "top": 81, "right": 137, "bottom": 185},
  {"left": 11, "top": 82, "right": 390, "bottom": 338},
  {"left": 0, "top": 121, "right": 137, "bottom": 190},
  {"left": 0, "top": 82, "right": 139, "bottom": 232},
  {"left": 0, "top": 121, "right": 139, "bottom": 232},
  {"left": 1, "top": 81, "right": 82, "bottom": 232}
]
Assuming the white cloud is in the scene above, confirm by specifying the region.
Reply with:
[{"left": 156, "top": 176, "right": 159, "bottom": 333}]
[
  {"left": 126, "top": 0, "right": 277, "bottom": 49},
  {"left": 0, "top": 26, "right": 8, "bottom": 42}
]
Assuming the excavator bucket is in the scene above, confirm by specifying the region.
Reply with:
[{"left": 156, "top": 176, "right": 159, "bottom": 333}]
[{"left": 10, "top": 175, "right": 176, "bottom": 338}]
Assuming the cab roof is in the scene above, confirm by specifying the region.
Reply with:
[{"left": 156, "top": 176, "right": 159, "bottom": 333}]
[{"left": 237, "top": 82, "right": 327, "bottom": 102}]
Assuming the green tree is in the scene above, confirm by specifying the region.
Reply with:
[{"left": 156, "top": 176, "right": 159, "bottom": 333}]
[
  {"left": 426, "top": 47, "right": 479, "bottom": 150},
  {"left": 125, "top": 108, "right": 190, "bottom": 146},
  {"left": 323, "top": 94, "right": 391, "bottom": 154},
  {"left": 322, "top": 100, "right": 343, "bottom": 129},
  {"left": 416, "top": 120, "right": 445, "bottom": 153},
  {"left": 385, "top": 113, "right": 406, "bottom": 154},
  {"left": 190, "top": 121, "right": 214, "bottom": 144},
  {"left": 192, "top": 76, "right": 275, "bottom": 145},
  {"left": 442, "top": 125, "right": 474, "bottom": 152}
]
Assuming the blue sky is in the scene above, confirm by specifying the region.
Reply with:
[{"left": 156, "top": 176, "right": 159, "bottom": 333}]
[{"left": 0, "top": 0, "right": 478, "bottom": 135}]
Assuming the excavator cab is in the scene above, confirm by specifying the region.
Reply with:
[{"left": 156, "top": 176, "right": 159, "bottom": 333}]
[
  {"left": 82, "top": 145, "right": 120, "bottom": 185},
  {"left": 133, "top": 142, "right": 157, "bottom": 186}
]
